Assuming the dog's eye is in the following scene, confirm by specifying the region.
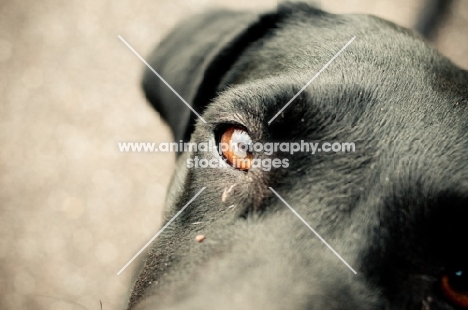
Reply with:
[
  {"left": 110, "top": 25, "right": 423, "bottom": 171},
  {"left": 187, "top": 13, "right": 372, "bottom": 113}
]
[
  {"left": 219, "top": 126, "right": 253, "bottom": 170},
  {"left": 441, "top": 269, "right": 468, "bottom": 308}
]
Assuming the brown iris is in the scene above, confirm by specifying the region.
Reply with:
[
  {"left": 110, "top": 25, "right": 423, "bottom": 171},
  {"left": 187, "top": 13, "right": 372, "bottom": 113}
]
[
  {"left": 441, "top": 270, "right": 468, "bottom": 308},
  {"left": 220, "top": 126, "right": 253, "bottom": 170}
]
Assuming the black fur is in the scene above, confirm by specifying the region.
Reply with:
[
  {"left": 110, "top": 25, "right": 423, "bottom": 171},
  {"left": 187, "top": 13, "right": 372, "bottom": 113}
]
[{"left": 131, "top": 2, "right": 468, "bottom": 309}]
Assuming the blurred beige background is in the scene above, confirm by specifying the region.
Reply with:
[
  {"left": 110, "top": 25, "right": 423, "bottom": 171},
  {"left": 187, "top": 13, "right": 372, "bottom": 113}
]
[{"left": 0, "top": 0, "right": 466, "bottom": 309}]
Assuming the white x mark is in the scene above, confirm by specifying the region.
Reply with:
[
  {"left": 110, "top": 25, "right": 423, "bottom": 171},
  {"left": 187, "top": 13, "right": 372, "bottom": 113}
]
[
  {"left": 268, "top": 36, "right": 356, "bottom": 124},
  {"left": 118, "top": 35, "right": 207, "bottom": 123},
  {"left": 269, "top": 187, "right": 357, "bottom": 274},
  {"left": 117, "top": 187, "right": 206, "bottom": 275}
]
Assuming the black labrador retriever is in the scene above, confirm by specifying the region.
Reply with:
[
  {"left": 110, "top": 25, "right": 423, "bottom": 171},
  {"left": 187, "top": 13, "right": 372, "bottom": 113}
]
[{"left": 128, "top": 2, "right": 468, "bottom": 309}]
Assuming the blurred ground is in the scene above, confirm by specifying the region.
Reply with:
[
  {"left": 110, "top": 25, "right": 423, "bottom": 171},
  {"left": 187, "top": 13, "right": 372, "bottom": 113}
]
[{"left": 0, "top": 0, "right": 466, "bottom": 309}]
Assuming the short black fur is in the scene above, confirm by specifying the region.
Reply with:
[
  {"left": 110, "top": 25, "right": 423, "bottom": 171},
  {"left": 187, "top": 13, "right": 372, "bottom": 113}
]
[{"left": 131, "top": 2, "right": 468, "bottom": 310}]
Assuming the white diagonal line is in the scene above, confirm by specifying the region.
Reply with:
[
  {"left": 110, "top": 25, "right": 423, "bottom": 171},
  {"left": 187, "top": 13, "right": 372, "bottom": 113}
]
[
  {"left": 267, "top": 36, "right": 356, "bottom": 124},
  {"left": 269, "top": 187, "right": 357, "bottom": 274},
  {"left": 117, "top": 187, "right": 206, "bottom": 275},
  {"left": 118, "top": 35, "right": 207, "bottom": 123}
]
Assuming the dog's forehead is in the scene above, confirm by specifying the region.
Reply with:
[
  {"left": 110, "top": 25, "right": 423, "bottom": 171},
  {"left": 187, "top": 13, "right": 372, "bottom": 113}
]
[
  {"left": 207, "top": 9, "right": 468, "bottom": 138},
  {"left": 220, "top": 12, "right": 430, "bottom": 83}
]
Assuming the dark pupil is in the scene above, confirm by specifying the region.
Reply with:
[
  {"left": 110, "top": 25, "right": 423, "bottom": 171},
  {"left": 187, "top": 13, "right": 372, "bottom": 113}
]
[{"left": 449, "top": 270, "right": 468, "bottom": 293}]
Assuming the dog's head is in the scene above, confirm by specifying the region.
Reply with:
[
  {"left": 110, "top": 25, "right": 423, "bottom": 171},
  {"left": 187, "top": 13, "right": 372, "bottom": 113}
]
[{"left": 129, "top": 3, "right": 468, "bottom": 310}]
